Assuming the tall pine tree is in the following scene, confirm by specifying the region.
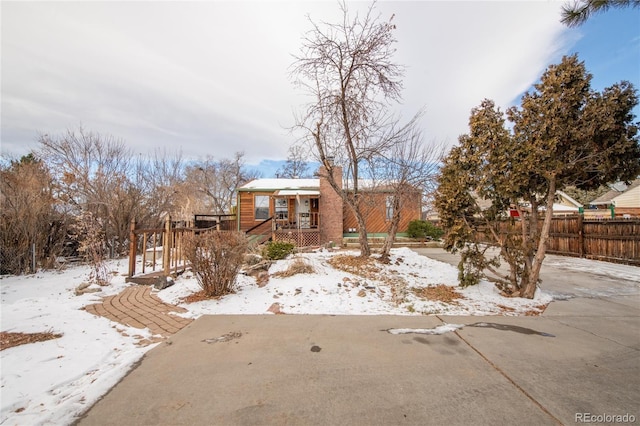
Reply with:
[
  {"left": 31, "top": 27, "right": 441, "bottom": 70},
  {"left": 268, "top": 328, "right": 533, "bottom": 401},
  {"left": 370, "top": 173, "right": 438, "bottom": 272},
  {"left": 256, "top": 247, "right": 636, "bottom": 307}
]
[{"left": 436, "top": 55, "right": 639, "bottom": 298}]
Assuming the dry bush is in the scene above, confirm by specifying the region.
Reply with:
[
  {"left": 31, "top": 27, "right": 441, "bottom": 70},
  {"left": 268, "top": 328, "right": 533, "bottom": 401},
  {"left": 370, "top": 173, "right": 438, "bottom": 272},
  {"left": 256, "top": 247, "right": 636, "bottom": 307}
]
[
  {"left": 1, "top": 155, "right": 68, "bottom": 274},
  {"left": 327, "top": 254, "right": 380, "bottom": 277},
  {"left": 184, "top": 231, "right": 248, "bottom": 298},
  {"left": 72, "top": 211, "right": 111, "bottom": 286},
  {"left": 411, "top": 284, "right": 463, "bottom": 304},
  {"left": 272, "top": 257, "right": 315, "bottom": 278}
]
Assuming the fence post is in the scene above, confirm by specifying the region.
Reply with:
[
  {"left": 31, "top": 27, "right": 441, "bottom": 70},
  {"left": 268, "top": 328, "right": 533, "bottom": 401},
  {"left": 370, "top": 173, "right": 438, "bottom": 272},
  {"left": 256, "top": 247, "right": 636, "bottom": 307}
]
[
  {"left": 163, "top": 216, "right": 172, "bottom": 276},
  {"left": 578, "top": 214, "right": 584, "bottom": 258},
  {"left": 128, "top": 218, "right": 137, "bottom": 277},
  {"left": 32, "top": 243, "right": 36, "bottom": 274}
]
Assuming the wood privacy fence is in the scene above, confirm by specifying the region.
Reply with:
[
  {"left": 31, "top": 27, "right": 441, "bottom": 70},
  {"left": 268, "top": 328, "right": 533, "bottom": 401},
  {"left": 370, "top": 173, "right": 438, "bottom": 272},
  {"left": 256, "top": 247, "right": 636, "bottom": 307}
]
[
  {"left": 547, "top": 216, "right": 640, "bottom": 265},
  {"left": 127, "top": 216, "right": 236, "bottom": 277},
  {"left": 476, "top": 216, "right": 640, "bottom": 266}
]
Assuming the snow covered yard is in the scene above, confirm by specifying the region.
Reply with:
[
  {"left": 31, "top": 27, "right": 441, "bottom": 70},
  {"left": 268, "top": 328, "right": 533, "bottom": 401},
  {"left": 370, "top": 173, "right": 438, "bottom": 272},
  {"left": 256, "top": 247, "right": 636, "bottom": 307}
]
[
  {"left": 159, "top": 247, "right": 552, "bottom": 317},
  {"left": 0, "top": 247, "right": 586, "bottom": 425}
]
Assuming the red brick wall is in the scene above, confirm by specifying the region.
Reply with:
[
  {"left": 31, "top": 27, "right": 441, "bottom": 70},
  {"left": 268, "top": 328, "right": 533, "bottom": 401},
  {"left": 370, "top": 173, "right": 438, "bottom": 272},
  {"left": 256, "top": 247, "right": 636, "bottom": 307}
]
[{"left": 319, "top": 166, "right": 343, "bottom": 245}]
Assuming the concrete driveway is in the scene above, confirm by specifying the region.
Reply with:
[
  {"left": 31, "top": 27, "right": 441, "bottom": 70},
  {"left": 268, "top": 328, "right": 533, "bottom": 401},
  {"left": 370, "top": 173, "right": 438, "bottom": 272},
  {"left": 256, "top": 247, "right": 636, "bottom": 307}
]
[{"left": 77, "top": 249, "right": 640, "bottom": 426}]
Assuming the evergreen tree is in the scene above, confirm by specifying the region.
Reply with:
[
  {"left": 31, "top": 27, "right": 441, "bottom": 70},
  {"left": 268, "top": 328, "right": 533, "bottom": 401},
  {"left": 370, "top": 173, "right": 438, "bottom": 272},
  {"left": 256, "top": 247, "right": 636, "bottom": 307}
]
[
  {"left": 436, "top": 55, "right": 639, "bottom": 298},
  {"left": 561, "top": 0, "right": 639, "bottom": 27}
]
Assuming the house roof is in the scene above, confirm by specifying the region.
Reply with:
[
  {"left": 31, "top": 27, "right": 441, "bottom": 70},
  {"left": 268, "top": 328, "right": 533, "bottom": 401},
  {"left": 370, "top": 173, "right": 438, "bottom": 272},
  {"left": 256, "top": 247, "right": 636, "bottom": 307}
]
[
  {"left": 343, "top": 178, "right": 420, "bottom": 192},
  {"left": 238, "top": 178, "right": 319, "bottom": 192},
  {"left": 611, "top": 179, "right": 640, "bottom": 207},
  {"left": 551, "top": 204, "right": 580, "bottom": 212},
  {"left": 472, "top": 191, "right": 580, "bottom": 213},
  {"left": 591, "top": 188, "right": 622, "bottom": 205},
  {"left": 590, "top": 178, "right": 640, "bottom": 205},
  {"left": 556, "top": 190, "right": 583, "bottom": 208}
]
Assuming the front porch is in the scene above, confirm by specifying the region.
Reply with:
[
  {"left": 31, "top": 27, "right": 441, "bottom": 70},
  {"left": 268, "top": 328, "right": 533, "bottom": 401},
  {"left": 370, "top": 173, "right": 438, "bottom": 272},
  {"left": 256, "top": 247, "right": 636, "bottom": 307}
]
[{"left": 271, "top": 193, "right": 321, "bottom": 246}]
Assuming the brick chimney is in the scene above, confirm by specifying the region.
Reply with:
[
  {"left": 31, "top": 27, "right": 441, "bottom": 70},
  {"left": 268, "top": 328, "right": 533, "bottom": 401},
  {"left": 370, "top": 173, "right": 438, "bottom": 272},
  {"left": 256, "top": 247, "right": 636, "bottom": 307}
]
[{"left": 318, "top": 164, "right": 343, "bottom": 245}]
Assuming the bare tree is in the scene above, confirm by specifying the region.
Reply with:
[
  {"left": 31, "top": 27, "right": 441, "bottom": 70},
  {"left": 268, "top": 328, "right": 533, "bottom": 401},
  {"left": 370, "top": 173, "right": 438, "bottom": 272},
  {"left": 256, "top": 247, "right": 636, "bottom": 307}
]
[
  {"left": 186, "top": 152, "right": 260, "bottom": 216},
  {"left": 276, "top": 145, "right": 312, "bottom": 178},
  {"left": 291, "top": 1, "right": 405, "bottom": 257},
  {"left": 139, "top": 149, "right": 186, "bottom": 226},
  {"left": 38, "top": 127, "right": 141, "bottom": 256},
  {"left": 375, "top": 120, "right": 446, "bottom": 261}
]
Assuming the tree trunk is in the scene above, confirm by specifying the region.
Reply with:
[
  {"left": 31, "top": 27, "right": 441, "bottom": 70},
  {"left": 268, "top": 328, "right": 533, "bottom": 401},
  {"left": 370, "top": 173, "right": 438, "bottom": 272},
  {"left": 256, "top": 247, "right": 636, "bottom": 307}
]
[
  {"left": 517, "top": 202, "right": 534, "bottom": 294},
  {"left": 356, "top": 214, "right": 371, "bottom": 257},
  {"left": 380, "top": 200, "right": 401, "bottom": 261},
  {"left": 523, "top": 177, "right": 556, "bottom": 298}
]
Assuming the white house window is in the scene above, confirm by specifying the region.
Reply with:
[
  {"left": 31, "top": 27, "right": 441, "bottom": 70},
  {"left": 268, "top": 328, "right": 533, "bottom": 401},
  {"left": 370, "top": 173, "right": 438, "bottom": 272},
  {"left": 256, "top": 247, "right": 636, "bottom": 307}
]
[
  {"left": 255, "top": 195, "right": 269, "bottom": 220},
  {"left": 275, "top": 198, "right": 288, "bottom": 220}
]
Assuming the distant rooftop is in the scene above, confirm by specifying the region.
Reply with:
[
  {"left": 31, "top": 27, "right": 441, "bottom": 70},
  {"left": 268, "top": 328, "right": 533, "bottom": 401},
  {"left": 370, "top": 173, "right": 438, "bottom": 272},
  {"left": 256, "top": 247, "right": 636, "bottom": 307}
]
[
  {"left": 238, "top": 178, "right": 319, "bottom": 191},
  {"left": 591, "top": 179, "right": 640, "bottom": 205}
]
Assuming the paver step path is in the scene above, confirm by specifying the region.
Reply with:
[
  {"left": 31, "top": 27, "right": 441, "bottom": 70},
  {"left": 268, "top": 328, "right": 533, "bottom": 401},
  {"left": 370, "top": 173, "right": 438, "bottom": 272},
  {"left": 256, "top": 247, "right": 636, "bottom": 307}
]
[{"left": 84, "top": 286, "right": 192, "bottom": 339}]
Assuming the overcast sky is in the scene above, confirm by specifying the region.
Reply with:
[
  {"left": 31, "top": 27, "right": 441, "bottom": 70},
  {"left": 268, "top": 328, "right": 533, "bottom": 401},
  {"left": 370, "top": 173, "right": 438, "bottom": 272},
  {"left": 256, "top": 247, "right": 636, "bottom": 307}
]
[{"left": 1, "top": 1, "right": 639, "bottom": 172}]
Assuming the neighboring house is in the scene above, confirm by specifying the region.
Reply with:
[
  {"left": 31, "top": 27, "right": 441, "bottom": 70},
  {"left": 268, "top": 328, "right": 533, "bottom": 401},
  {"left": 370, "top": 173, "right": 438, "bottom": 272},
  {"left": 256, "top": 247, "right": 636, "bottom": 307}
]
[
  {"left": 549, "top": 190, "right": 583, "bottom": 216},
  {"left": 460, "top": 191, "right": 582, "bottom": 219},
  {"left": 236, "top": 166, "right": 422, "bottom": 246},
  {"left": 587, "top": 179, "right": 640, "bottom": 218}
]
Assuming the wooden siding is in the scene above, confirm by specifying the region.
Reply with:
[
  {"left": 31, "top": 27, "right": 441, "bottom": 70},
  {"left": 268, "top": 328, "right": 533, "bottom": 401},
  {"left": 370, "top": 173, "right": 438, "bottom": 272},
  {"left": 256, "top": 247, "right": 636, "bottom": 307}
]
[
  {"left": 238, "top": 191, "right": 321, "bottom": 233},
  {"left": 238, "top": 191, "right": 274, "bottom": 232},
  {"left": 238, "top": 186, "right": 422, "bottom": 239},
  {"left": 343, "top": 191, "right": 421, "bottom": 234},
  {"left": 613, "top": 186, "right": 640, "bottom": 208}
]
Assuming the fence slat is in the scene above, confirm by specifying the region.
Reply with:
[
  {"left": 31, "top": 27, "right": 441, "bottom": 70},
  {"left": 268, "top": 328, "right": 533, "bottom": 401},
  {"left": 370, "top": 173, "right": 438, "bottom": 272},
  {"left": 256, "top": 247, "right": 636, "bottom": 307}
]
[
  {"left": 475, "top": 215, "right": 639, "bottom": 266},
  {"left": 128, "top": 217, "right": 239, "bottom": 278},
  {"left": 547, "top": 216, "right": 638, "bottom": 265}
]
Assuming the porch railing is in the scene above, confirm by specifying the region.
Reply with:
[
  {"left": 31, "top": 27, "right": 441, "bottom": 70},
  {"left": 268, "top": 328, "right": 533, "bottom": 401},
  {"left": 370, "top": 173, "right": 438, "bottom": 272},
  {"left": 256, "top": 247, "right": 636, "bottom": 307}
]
[{"left": 274, "top": 212, "right": 320, "bottom": 230}]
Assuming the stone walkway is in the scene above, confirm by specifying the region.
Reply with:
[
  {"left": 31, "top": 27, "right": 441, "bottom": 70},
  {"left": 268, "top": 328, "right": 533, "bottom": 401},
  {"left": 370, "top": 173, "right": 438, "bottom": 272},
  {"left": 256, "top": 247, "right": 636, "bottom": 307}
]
[{"left": 84, "top": 286, "right": 193, "bottom": 341}]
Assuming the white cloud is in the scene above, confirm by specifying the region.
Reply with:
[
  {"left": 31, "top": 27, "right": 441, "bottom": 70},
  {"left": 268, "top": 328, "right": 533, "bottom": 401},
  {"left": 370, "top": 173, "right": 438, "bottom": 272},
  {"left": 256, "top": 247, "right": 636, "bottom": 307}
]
[
  {"left": 1, "top": 1, "right": 575, "bottom": 162},
  {"left": 379, "top": 1, "right": 575, "bottom": 143}
]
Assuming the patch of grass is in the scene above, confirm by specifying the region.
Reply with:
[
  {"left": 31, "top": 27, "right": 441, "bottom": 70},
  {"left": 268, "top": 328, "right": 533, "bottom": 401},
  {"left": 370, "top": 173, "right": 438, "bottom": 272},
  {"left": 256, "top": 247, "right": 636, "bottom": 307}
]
[
  {"left": 272, "top": 258, "right": 315, "bottom": 278},
  {"left": 328, "top": 255, "right": 381, "bottom": 277},
  {"left": 180, "top": 289, "right": 232, "bottom": 303},
  {"left": 411, "top": 284, "right": 463, "bottom": 304},
  {"left": 0, "top": 330, "right": 63, "bottom": 351}
]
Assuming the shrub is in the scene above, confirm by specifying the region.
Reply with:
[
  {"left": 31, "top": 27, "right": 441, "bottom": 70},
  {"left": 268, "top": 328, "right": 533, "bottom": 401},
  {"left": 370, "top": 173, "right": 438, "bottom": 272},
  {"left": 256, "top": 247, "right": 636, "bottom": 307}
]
[
  {"left": 73, "top": 211, "right": 110, "bottom": 286},
  {"left": 272, "top": 257, "right": 315, "bottom": 277},
  {"left": 406, "top": 220, "right": 444, "bottom": 240},
  {"left": 184, "top": 231, "right": 248, "bottom": 297},
  {"left": 263, "top": 241, "right": 295, "bottom": 260}
]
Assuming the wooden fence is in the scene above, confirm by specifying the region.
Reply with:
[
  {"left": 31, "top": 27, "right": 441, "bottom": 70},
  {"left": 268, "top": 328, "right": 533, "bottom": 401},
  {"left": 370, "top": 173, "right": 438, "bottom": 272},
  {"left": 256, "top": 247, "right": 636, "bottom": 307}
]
[
  {"left": 475, "top": 215, "right": 640, "bottom": 266},
  {"left": 128, "top": 217, "right": 190, "bottom": 278},
  {"left": 547, "top": 216, "right": 640, "bottom": 265},
  {"left": 127, "top": 216, "right": 236, "bottom": 278}
]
